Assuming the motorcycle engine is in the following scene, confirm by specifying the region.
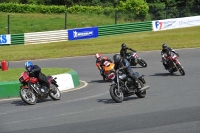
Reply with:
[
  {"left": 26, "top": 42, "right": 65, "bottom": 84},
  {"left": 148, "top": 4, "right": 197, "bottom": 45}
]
[
  {"left": 125, "top": 80, "right": 135, "bottom": 92},
  {"left": 119, "top": 72, "right": 127, "bottom": 80},
  {"left": 40, "top": 86, "right": 48, "bottom": 93},
  {"left": 34, "top": 83, "right": 48, "bottom": 94}
]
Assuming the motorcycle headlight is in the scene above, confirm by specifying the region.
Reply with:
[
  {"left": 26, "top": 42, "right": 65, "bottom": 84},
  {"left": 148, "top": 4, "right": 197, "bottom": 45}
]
[{"left": 19, "top": 77, "right": 24, "bottom": 84}]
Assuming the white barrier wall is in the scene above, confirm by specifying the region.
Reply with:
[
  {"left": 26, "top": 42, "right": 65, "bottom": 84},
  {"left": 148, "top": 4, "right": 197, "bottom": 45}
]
[
  {"left": 52, "top": 73, "right": 74, "bottom": 91},
  {"left": 24, "top": 30, "right": 68, "bottom": 45},
  {"left": 152, "top": 16, "right": 200, "bottom": 31}
]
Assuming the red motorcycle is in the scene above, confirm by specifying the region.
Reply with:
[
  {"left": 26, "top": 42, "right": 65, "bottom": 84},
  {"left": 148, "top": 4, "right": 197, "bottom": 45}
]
[
  {"left": 162, "top": 52, "right": 185, "bottom": 75},
  {"left": 19, "top": 71, "right": 61, "bottom": 105}
]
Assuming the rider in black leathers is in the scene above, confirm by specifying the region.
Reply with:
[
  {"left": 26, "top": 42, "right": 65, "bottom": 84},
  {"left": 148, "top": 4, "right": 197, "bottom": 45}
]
[
  {"left": 120, "top": 43, "right": 137, "bottom": 59},
  {"left": 113, "top": 54, "right": 144, "bottom": 89},
  {"left": 161, "top": 43, "right": 179, "bottom": 70},
  {"left": 25, "top": 61, "right": 50, "bottom": 91}
]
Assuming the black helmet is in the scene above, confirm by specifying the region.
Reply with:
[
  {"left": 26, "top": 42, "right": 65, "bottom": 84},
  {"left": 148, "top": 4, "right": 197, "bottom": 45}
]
[
  {"left": 121, "top": 43, "right": 126, "bottom": 49},
  {"left": 113, "top": 54, "right": 122, "bottom": 64},
  {"left": 162, "top": 43, "right": 168, "bottom": 49}
]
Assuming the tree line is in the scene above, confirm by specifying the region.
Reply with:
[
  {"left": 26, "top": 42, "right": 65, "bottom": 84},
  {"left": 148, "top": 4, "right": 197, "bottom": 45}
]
[
  {"left": 0, "top": 0, "right": 200, "bottom": 7},
  {"left": 0, "top": 0, "right": 199, "bottom": 20}
]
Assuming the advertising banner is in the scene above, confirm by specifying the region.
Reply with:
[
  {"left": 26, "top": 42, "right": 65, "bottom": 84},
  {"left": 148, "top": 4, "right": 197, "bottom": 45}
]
[
  {"left": 152, "top": 16, "right": 200, "bottom": 31},
  {"left": 0, "top": 34, "right": 11, "bottom": 45},
  {"left": 68, "top": 27, "right": 98, "bottom": 40}
]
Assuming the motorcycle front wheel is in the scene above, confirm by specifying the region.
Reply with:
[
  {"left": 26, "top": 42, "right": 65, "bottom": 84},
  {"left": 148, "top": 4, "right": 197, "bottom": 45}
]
[
  {"left": 20, "top": 88, "right": 37, "bottom": 105},
  {"left": 109, "top": 85, "right": 124, "bottom": 103},
  {"left": 138, "top": 59, "right": 147, "bottom": 67},
  {"left": 177, "top": 65, "right": 185, "bottom": 76},
  {"left": 49, "top": 84, "right": 61, "bottom": 100}
]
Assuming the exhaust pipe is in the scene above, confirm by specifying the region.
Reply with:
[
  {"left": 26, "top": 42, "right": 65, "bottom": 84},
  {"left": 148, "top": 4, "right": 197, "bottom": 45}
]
[{"left": 139, "top": 85, "right": 150, "bottom": 91}]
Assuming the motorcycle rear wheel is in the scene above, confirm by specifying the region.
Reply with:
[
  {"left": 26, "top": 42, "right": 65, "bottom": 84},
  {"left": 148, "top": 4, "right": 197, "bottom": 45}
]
[
  {"left": 135, "top": 80, "right": 146, "bottom": 98},
  {"left": 49, "top": 84, "right": 61, "bottom": 100},
  {"left": 20, "top": 88, "right": 37, "bottom": 105},
  {"left": 138, "top": 59, "right": 147, "bottom": 67},
  {"left": 109, "top": 85, "right": 124, "bottom": 103}
]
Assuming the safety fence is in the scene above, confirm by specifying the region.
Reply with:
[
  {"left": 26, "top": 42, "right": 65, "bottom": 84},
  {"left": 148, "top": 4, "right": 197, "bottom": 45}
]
[
  {"left": 25, "top": 30, "right": 68, "bottom": 45},
  {"left": 1, "top": 15, "right": 200, "bottom": 46},
  {"left": 98, "top": 21, "right": 152, "bottom": 36},
  {"left": 0, "top": 21, "right": 153, "bottom": 45},
  {"left": 11, "top": 34, "right": 24, "bottom": 45}
]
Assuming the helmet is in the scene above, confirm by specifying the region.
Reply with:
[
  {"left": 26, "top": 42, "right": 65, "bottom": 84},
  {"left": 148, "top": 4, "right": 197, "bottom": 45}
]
[
  {"left": 25, "top": 61, "right": 34, "bottom": 71},
  {"left": 113, "top": 54, "right": 122, "bottom": 64},
  {"left": 121, "top": 43, "right": 126, "bottom": 49},
  {"left": 162, "top": 43, "right": 168, "bottom": 50},
  {"left": 95, "top": 53, "right": 102, "bottom": 61}
]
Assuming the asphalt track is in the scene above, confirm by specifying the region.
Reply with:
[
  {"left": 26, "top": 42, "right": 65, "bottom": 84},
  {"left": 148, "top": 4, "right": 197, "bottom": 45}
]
[{"left": 0, "top": 48, "right": 200, "bottom": 133}]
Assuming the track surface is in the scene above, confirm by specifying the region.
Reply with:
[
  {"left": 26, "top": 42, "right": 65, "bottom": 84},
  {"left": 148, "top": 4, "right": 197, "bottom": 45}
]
[{"left": 0, "top": 48, "right": 200, "bottom": 133}]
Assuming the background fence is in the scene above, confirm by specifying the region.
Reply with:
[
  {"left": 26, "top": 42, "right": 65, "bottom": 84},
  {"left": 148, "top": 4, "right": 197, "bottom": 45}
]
[
  {"left": 11, "top": 34, "right": 24, "bottom": 45},
  {"left": 24, "top": 30, "right": 68, "bottom": 45},
  {"left": 98, "top": 21, "right": 152, "bottom": 36}
]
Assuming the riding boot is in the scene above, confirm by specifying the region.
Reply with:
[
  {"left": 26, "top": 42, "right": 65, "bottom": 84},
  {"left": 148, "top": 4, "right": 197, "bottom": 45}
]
[
  {"left": 129, "top": 74, "right": 142, "bottom": 89},
  {"left": 100, "top": 70, "right": 106, "bottom": 80},
  {"left": 136, "top": 81, "right": 142, "bottom": 88}
]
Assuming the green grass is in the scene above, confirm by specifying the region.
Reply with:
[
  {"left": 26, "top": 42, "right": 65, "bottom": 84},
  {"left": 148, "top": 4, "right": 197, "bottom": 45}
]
[
  {"left": 0, "top": 12, "right": 128, "bottom": 34},
  {"left": 0, "top": 68, "right": 71, "bottom": 82},
  {"left": 0, "top": 26, "right": 200, "bottom": 61}
]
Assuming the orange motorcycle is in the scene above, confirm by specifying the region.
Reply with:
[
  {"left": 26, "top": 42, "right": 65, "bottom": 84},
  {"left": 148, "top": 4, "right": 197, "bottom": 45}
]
[{"left": 97, "top": 61, "right": 115, "bottom": 81}]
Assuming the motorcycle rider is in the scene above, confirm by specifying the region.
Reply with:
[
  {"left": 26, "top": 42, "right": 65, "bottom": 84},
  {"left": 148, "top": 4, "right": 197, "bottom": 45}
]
[
  {"left": 95, "top": 53, "right": 113, "bottom": 80},
  {"left": 120, "top": 43, "right": 137, "bottom": 59},
  {"left": 113, "top": 54, "right": 144, "bottom": 89},
  {"left": 25, "top": 61, "right": 50, "bottom": 92},
  {"left": 161, "top": 43, "right": 179, "bottom": 70}
]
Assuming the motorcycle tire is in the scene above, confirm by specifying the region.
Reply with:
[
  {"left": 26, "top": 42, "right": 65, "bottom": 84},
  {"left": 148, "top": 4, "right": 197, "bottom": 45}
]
[
  {"left": 20, "top": 88, "right": 37, "bottom": 105},
  {"left": 130, "top": 60, "right": 137, "bottom": 66},
  {"left": 109, "top": 85, "right": 124, "bottom": 103},
  {"left": 178, "top": 67, "right": 185, "bottom": 76},
  {"left": 135, "top": 80, "right": 146, "bottom": 98},
  {"left": 49, "top": 84, "right": 61, "bottom": 100},
  {"left": 138, "top": 59, "right": 147, "bottom": 67}
]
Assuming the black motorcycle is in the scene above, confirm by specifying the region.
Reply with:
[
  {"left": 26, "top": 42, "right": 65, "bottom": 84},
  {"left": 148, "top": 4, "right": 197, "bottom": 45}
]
[
  {"left": 109, "top": 69, "right": 150, "bottom": 103},
  {"left": 126, "top": 52, "right": 147, "bottom": 67}
]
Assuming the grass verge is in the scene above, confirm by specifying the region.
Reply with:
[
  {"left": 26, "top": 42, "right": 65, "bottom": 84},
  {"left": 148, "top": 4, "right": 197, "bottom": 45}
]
[{"left": 0, "top": 68, "right": 71, "bottom": 82}]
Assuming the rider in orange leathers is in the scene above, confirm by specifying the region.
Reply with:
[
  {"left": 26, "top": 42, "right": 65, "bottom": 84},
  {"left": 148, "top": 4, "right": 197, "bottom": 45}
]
[{"left": 95, "top": 53, "right": 113, "bottom": 80}]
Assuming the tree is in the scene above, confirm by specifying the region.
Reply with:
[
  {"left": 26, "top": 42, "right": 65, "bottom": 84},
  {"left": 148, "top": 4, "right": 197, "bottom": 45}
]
[
  {"left": 147, "top": 1, "right": 166, "bottom": 20},
  {"left": 118, "top": 0, "right": 149, "bottom": 20}
]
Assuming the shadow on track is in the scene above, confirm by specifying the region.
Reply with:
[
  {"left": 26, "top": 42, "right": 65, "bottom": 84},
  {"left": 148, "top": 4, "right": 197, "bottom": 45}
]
[
  {"left": 88, "top": 80, "right": 111, "bottom": 83},
  {"left": 149, "top": 73, "right": 182, "bottom": 76},
  {"left": 130, "top": 66, "right": 145, "bottom": 68},
  {"left": 97, "top": 99, "right": 115, "bottom": 104},
  {"left": 11, "top": 99, "right": 52, "bottom": 106},
  {"left": 97, "top": 97, "right": 140, "bottom": 104}
]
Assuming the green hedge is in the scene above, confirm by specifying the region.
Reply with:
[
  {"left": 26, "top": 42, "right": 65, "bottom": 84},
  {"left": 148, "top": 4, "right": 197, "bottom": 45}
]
[
  {"left": 0, "top": 3, "right": 66, "bottom": 13},
  {"left": 0, "top": 3, "right": 148, "bottom": 20}
]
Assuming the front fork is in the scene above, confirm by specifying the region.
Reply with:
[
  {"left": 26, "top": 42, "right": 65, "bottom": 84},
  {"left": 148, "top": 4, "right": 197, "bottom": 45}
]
[{"left": 173, "top": 59, "right": 182, "bottom": 70}]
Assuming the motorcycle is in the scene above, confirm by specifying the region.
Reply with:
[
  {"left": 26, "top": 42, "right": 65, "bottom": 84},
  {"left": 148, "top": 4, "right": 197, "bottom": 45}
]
[
  {"left": 109, "top": 60, "right": 150, "bottom": 103},
  {"left": 162, "top": 52, "right": 185, "bottom": 75},
  {"left": 96, "top": 61, "right": 115, "bottom": 81},
  {"left": 19, "top": 71, "right": 61, "bottom": 105},
  {"left": 126, "top": 52, "right": 147, "bottom": 67}
]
